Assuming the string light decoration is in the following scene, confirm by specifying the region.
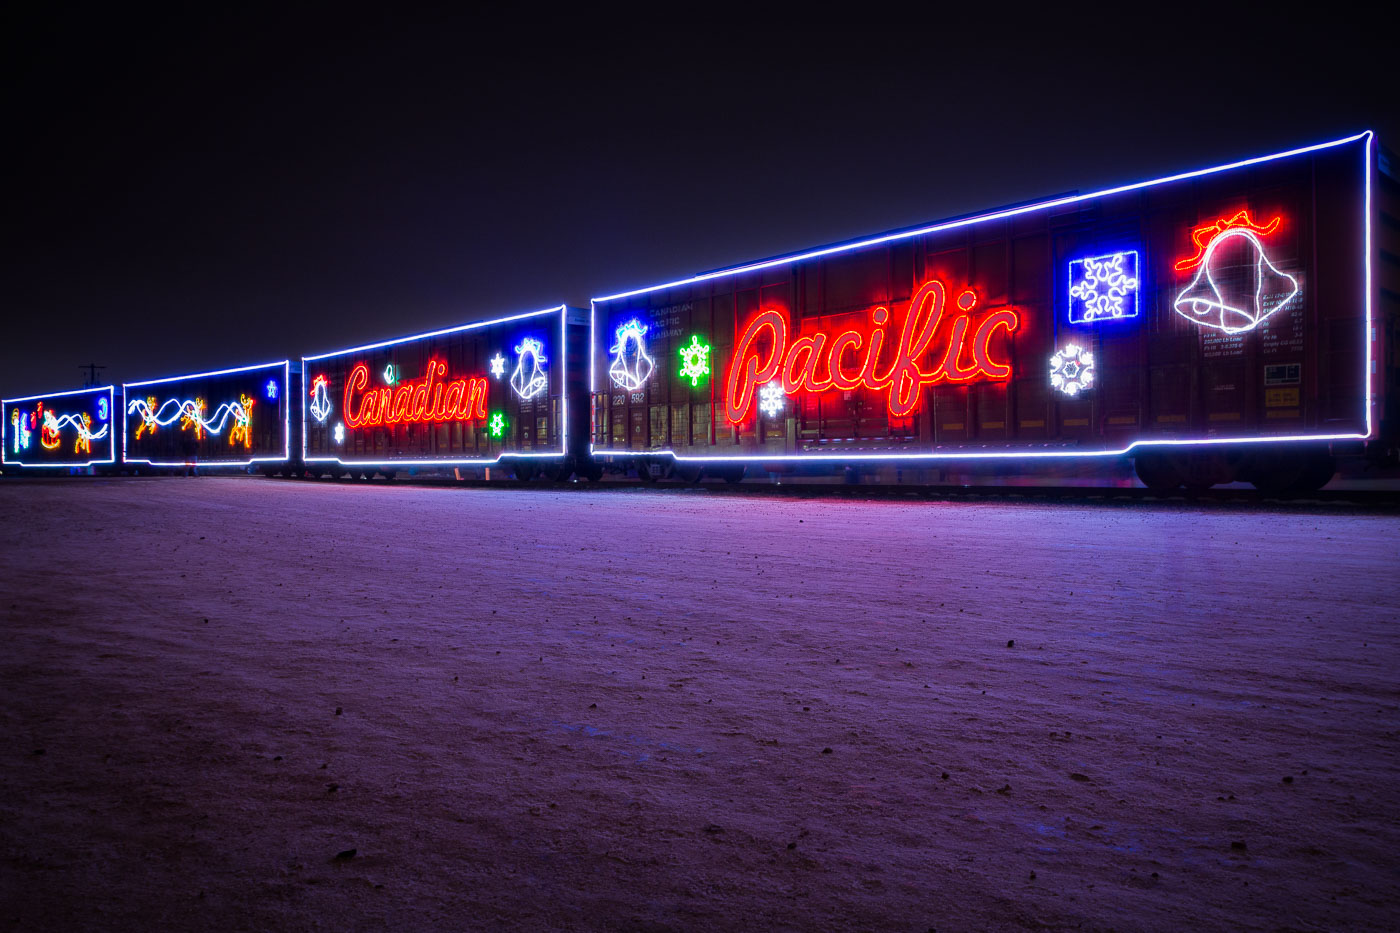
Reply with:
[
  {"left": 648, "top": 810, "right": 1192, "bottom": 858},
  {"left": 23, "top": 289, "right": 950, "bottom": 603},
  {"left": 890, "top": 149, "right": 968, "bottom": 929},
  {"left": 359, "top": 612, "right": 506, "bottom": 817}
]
[
  {"left": 126, "top": 396, "right": 255, "bottom": 441},
  {"left": 510, "top": 337, "right": 548, "bottom": 400},
  {"left": 265, "top": 379, "right": 279, "bottom": 400},
  {"left": 333, "top": 422, "right": 345, "bottom": 444},
  {"left": 10, "top": 408, "right": 33, "bottom": 452},
  {"left": 489, "top": 412, "right": 507, "bottom": 437},
  {"left": 608, "top": 319, "right": 655, "bottom": 391},
  {"left": 678, "top": 335, "right": 711, "bottom": 387},
  {"left": 96, "top": 396, "right": 109, "bottom": 421},
  {"left": 39, "top": 409, "right": 110, "bottom": 452},
  {"left": 1068, "top": 251, "right": 1140, "bottom": 323},
  {"left": 1049, "top": 344, "right": 1095, "bottom": 396},
  {"left": 74, "top": 414, "right": 96, "bottom": 455},
  {"left": 309, "top": 375, "right": 333, "bottom": 423},
  {"left": 489, "top": 353, "right": 506, "bottom": 378},
  {"left": 179, "top": 398, "right": 206, "bottom": 439},
  {"left": 40, "top": 408, "right": 60, "bottom": 449},
  {"left": 228, "top": 395, "right": 255, "bottom": 449},
  {"left": 1173, "top": 210, "right": 1299, "bottom": 334},
  {"left": 382, "top": 363, "right": 399, "bottom": 386}
]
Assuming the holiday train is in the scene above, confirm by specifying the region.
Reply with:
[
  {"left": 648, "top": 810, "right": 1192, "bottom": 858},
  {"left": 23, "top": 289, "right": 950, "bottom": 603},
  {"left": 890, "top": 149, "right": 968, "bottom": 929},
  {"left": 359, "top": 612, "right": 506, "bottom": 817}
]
[{"left": 4, "top": 133, "right": 1397, "bottom": 494}]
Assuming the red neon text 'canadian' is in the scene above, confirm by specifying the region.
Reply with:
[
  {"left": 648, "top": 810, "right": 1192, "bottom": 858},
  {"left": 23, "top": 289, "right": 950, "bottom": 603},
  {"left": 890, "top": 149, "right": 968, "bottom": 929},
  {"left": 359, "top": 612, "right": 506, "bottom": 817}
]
[
  {"left": 725, "top": 280, "right": 1020, "bottom": 424},
  {"left": 343, "top": 361, "right": 487, "bottom": 429}
]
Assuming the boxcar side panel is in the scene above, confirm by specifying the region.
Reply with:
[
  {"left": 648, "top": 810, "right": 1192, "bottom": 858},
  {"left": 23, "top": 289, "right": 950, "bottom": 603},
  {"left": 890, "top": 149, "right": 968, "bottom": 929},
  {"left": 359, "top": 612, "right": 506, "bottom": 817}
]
[{"left": 590, "top": 134, "right": 1373, "bottom": 463}]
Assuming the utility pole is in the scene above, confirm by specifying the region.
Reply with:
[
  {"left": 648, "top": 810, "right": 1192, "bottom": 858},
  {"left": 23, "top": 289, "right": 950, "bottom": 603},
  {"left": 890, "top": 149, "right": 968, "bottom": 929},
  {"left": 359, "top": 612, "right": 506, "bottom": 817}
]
[{"left": 79, "top": 363, "right": 106, "bottom": 387}]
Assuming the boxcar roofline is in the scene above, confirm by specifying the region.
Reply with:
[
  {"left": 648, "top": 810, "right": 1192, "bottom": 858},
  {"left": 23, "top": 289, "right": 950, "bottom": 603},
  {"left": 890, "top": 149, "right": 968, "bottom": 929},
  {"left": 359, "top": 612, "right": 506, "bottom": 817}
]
[
  {"left": 124, "top": 358, "right": 289, "bottom": 387},
  {"left": 589, "top": 131, "right": 1375, "bottom": 460}
]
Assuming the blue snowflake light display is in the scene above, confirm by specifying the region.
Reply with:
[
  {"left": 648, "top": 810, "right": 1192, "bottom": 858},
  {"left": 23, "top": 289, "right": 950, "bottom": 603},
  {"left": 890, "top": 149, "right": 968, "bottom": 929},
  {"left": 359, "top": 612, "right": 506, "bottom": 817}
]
[{"left": 1068, "top": 251, "right": 1140, "bottom": 324}]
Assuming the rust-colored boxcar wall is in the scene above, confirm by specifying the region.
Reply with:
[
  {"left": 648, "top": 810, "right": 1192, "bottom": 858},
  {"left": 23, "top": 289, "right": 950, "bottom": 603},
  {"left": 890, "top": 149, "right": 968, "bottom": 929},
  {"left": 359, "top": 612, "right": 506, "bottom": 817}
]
[{"left": 591, "top": 137, "right": 1369, "bottom": 458}]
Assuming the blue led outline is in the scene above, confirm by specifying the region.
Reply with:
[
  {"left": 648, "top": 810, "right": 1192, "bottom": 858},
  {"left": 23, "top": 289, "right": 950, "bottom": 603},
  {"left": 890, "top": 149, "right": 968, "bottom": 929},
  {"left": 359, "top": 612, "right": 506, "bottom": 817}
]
[
  {"left": 588, "top": 131, "right": 1373, "bottom": 462},
  {"left": 1067, "top": 250, "right": 1141, "bottom": 325},
  {"left": 301, "top": 306, "right": 569, "bottom": 467},
  {"left": 121, "top": 360, "right": 292, "bottom": 468},
  {"left": 1, "top": 385, "right": 117, "bottom": 468}
]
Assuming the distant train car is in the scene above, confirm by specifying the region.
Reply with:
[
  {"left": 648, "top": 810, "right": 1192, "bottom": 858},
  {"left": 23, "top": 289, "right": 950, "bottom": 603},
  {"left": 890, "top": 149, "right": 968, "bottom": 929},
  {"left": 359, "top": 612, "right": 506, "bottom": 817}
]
[
  {"left": 300, "top": 305, "right": 588, "bottom": 480},
  {"left": 3, "top": 385, "right": 117, "bottom": 470},
  {"left": 590, "top": 132, "right": 1392, "bottom": 491},
  {"left": 122, "top": 361, "right": 292, "bottom": 472}
]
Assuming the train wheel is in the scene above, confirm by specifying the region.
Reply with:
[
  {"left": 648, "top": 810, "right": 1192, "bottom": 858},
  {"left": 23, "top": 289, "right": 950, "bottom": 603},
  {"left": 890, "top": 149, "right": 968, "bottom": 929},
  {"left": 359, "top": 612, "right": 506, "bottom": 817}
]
[
  {"left": 673, "top": 464, "right": 704, "bottom": 485},
  {"left": 1251, "top": 449, "right": 1334, "bottom": 496},
  {"left": 1290, "top": 452, "right": 1336, "bottom": 494},
  {"left": 513, "top": 463, "right": 536, "bottom": 483},
  {"left": 712, "top": 465, "right": 746, "bottom": 484},
  {"left": 1133, "top": 453, "right": 1181, "bottom": 493},
  {"left": 1247, "top": 449, "right": 1307, "bottom": 496}
]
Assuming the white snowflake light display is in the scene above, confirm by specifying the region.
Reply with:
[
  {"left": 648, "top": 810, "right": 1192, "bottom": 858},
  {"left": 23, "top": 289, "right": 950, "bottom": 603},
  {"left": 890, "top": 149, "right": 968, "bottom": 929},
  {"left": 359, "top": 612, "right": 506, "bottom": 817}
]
[
  {"left": 1068, "top": 251, "right": 1139, "bottom": 323},
  {"left": 758, "top": 381, "right": 786, "bottom": 418},
  {"left": 333, "top": 422, "right": 345, "bottom": 444},
  {"left": 489, "top": 353, "right": 506, "bottom": 379},
  {"left": 489, "top": 412, "right": 506, "bottom": 437},
  {"left": 1049, "top": 344, "right": 1095, "bottom": 397}
]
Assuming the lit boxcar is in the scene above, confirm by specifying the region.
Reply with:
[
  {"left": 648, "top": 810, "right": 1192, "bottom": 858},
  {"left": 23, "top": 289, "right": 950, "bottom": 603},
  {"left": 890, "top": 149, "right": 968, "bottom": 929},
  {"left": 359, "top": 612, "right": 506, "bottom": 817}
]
[
  {"left": 122, "top": 361, "right": 292, "bottom": 471},
  {"left": 590, "top": 133, "right": 1387, "bottom": 491},
  {"left": 301, "top": 305, "right": 586, "bottom": 480},
  {"left": 3, "top": 385, "right": 117, "bottom": 471}
]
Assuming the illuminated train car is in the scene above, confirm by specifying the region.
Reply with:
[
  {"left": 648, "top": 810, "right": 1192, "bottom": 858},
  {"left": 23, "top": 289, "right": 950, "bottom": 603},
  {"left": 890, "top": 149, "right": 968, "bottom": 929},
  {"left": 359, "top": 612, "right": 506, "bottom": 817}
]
[
  {"left": 590, "top": 132, "right": 1390, "bottom": 491},
  {"left": 301, "top": 305, "right": 588, "bottom": 479},
  {"left": 122, "top": 361, "right": 292, "bottom": 471},
  {"left": 2, "top": 385, "right": 117, "bottom": 470}
]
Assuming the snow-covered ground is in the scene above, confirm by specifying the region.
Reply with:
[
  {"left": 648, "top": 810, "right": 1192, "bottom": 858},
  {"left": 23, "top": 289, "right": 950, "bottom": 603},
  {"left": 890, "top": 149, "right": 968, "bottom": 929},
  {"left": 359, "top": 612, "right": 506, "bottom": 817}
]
[{"left": 1, "top": 477, "right": 1397, "bottom": 931}]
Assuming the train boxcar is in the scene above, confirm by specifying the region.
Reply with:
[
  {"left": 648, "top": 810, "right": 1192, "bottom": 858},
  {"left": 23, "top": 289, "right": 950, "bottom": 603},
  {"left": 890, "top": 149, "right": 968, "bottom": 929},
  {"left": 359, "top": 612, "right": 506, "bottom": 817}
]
[
  {"left": 301, "top": 306, "right": 587, "bottom": 479},
  {"left": 590, "top": 132, "right": 1387, "bottom": 491},
  {"left": 3, "top": 385, "right": 117, "bottom": 470},
  {"left": 122, "top": 361, "right": 292, "bottom": 471}
]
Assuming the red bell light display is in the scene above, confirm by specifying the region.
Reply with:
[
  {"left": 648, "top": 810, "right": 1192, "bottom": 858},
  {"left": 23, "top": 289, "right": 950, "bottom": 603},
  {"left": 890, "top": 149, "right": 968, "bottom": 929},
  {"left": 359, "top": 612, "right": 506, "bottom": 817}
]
[
  {"left": 725, "top": 281, "right": 1019, "bottom": 423},
  {"left": 590, "top": 132, "right": 1371, "bottom": 462}
]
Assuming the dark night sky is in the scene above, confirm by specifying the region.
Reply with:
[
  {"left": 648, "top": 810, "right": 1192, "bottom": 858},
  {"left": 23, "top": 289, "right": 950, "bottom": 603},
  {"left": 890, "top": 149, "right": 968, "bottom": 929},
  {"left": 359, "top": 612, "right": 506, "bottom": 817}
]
[{"left": 3, "top": 7, "right": 1394, "bottom": 397}]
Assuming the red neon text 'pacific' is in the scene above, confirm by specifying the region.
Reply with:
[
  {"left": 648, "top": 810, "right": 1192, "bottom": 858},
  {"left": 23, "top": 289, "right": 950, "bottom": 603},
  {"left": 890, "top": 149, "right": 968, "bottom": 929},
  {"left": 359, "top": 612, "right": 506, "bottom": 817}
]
[
  {"left": 725, "top": 280, "right": 1020, "bottom": 424},
  {"left": 343, "top": 360, "right": 487, "bottom": 429}
]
